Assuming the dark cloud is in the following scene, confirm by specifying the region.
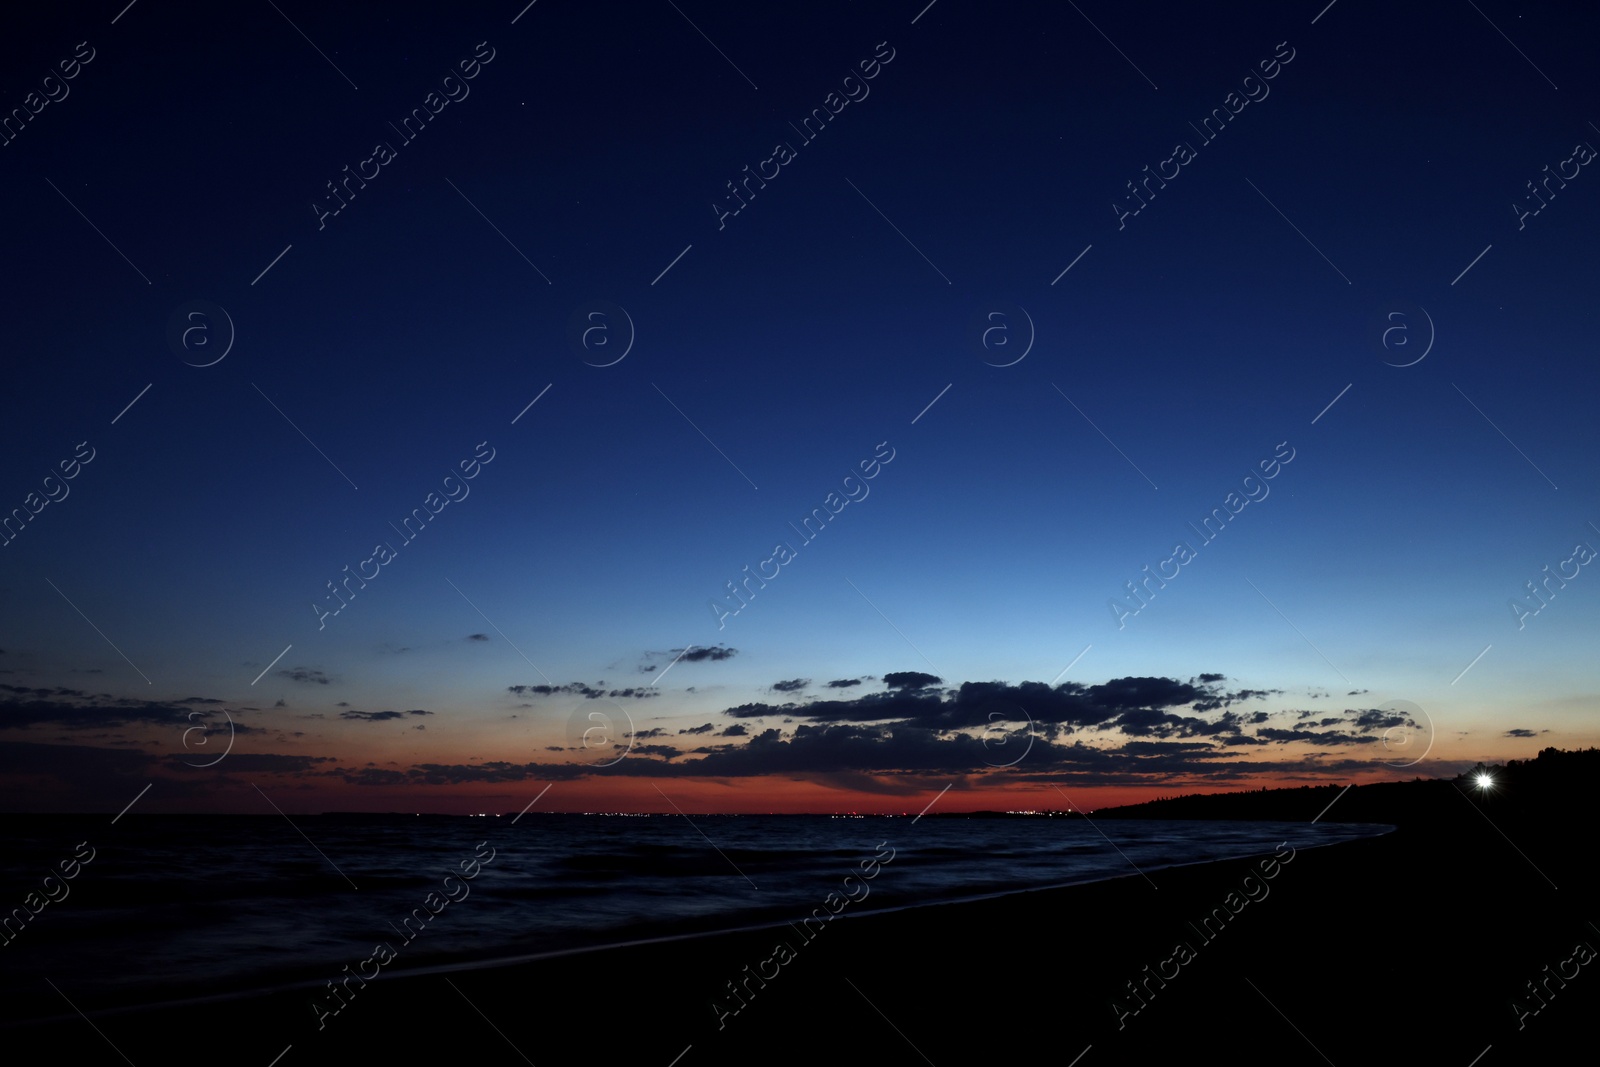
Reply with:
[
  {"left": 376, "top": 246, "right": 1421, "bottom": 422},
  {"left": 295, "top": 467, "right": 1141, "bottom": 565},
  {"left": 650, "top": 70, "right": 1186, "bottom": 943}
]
[
  {"left": 1110, "top": 707, "right": 1247, "bottom": 740},
  {"left": 508, "top": 683, "right": 604, "bottom": 699},
  {"left": 771, "top": 679, "right": 809, "bottom": 693},
  {"left": 806, "top": 771, "right": 930, "bottom": 796},
  {"left": 279, "top": 667, "right": 331, "bottom": 685},
  {"left": 679, "top": 722, "right": 717, "bottom": 735},
  {"left": 724, "top": 676, "right": 1231, "bottom": 732},
  {"left": 825, "top": 679, "right": 862, "bottom": 688},
  {"left": 883, "top": 671, "right": 942, "bottom": 690},
  {"left": 1350, "top": 708, "right": 1409, "bottom": 731},
  {"left": 164, "top": 752, "right": 335, "bottom": 773},
  {"left": 2, "top": 685, "right": 97, "bottom": 700},
  {"left": 360, "top": 761, "right": 587, "bottom": 786},
  {"left": 643, "top": 722, "right": 1240, "bottom": 779},
  {"left": 606, "top": 688, "right": 661, "bottom": 700},
  {"left": 467, "top": 633, "right": 489, "bottom": 641},
  {"left": 0, "top": 739, "right": 155, "bottom": 777},
  {"left": 0, "top": 694, "right": 232, "bottom": 731},
  {"left": 1504, "top": 728, "right": 1540, "bottom": 738},
  {"left": 340, "top": 709, "right": 433, "bottom": 722},
  {"left": 633, "top": 728, "right": 669, "bottom": 739},
  {"left": 720, "top": 724, "right": 748, "bottom": 737},
  {"left": 1255, "top": 727, "right": 1376, "bottom": 746},
  {"left": 0, "top": 741, "right": 329, "bottom": 808},
  {"left": 338, "top": 767, "right": 416, "bottom": 787},
  {"left": 676, "top": 645, "right": 737, "bottom": 663},
  {"left": 1181, "top": 682, "right": 1283, "bottom": 712},
  {"left": 0, "top": 741, "right": 175, "bottom": 808},
  {"left": 336, "top": 708, "right": 1466, "bottom": 788}
]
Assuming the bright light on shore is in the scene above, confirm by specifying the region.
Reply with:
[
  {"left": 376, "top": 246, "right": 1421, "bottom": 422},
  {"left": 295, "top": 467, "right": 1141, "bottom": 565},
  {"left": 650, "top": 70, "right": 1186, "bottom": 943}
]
[{"left": 1475, "top": 773, "right": 1493, "bottom": 790}]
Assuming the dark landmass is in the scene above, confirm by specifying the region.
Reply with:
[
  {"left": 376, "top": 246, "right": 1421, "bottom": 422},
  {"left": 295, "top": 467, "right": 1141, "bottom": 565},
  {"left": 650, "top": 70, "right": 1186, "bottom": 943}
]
[{"left": 1093, "top": 746, "right": 1600, "bottom": 827}]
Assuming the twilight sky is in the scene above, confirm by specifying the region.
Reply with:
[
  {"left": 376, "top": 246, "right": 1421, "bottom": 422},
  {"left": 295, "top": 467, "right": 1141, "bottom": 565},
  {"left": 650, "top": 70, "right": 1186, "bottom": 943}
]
[{"left": 3, "top": 0, "right": 1598, "bottom": 813}]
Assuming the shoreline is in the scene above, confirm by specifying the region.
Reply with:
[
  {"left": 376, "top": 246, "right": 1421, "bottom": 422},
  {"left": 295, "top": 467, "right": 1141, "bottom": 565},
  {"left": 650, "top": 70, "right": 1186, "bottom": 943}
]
[
  {"left": 1, "top": 821, "right": 1393, "bottom": 1031},
  {"left": 10, "top": 803, "right": 1592, "bottom": 1064}
]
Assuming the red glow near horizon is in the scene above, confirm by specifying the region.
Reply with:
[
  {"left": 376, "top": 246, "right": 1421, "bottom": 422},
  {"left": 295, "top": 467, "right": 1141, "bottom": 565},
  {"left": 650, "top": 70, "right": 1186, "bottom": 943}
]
[{"left": 98, "top": 769, "right": 1422, "bottom": 816}]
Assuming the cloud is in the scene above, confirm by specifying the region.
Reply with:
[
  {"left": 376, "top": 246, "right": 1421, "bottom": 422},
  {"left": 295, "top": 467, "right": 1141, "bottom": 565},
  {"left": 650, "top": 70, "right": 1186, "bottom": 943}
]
[
  {"left": 335, "top": 701, "right": 1474, "bottom": 788},
  {"left": 163, "top": 752, "right": 335, "bottom": 773},
  {"left": 505, "top": 682, "right": 656, "bottom": 700},
  {"left": 1504, "top": 728, "right": 1542, "bottom": 738},
  {"left": 508, "top": 683, "right": 604, "bottom": 699},
  {"left": 0, "top": 693, "right": 239, "bottom": 732},
  {"left": 562, "top": 673, "right": 1421, "bottom": 776},
  {"left": 1110, "top": 707, "right": 1249, "bottom": 740},
  {"left": 0, "top": 667, "right": 1465, "bottom": 801},
  {"left": 883, "top": 671, "right": 942, "bottom": 690},
  {"left": 675, "top": 645, "right": 738, "bottom": 663},
  {"left": 0, "top": 741, "right": 192, "bottom": 807},
  {"left": 340, "top": 709, "right": 433, "bottom": 722},
  {"left": 1254, "top": 727, "right": 1376, "bottom": 746},
  {"left": 825, "top": 679, "right": 862, "bottom": 689},
  {"left": 279, "top": 667, "right": 331, "bottom": 685},
  {"left": 0, "top": 741, "right": 340, "bottom": 807},
  {"left": 723, "top": 676, "right": 1233, "bottom": 731},
  {"left": 467, "top": 633, "right": 490, "bottom": 642},
  {"left": 771, "top": 679, "right": 809, "bottom": 693},
  {"left": 1350, "top": 708, "right": 1409, "bottom": 731},
  {"left": 807, "top": 771, "right": 930, "bottom": 797},
  {"left": 339, "top": 767, "right": 416, "bottom": 787},
  {"left": 1, "top": 686, "right": 93, "bottom": 700}
]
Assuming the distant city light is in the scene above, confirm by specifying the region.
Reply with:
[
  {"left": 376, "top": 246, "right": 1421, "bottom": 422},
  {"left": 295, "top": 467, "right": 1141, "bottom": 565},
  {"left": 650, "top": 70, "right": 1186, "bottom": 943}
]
[{"left": 1475, "top": 773, "right": 1493, "bottom": 790}]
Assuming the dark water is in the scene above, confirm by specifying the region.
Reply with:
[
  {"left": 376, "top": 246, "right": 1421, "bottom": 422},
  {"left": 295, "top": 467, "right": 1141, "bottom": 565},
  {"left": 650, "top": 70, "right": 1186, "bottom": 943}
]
[{"left": 0, "top": 813, "right": 1385, "bottom": 1020}]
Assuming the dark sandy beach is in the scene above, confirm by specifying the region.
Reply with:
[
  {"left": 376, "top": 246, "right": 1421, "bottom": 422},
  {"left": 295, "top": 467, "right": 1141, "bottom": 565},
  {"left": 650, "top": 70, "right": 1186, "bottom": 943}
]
[{"left": 12, "top": 781, "right": 1594, "bottom": 1065}]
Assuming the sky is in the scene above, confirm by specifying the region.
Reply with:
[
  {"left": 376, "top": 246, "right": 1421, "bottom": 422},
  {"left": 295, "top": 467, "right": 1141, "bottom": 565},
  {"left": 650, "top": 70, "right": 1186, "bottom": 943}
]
[{"left": 2, "top": 0, "right": 1598, "bottom": 814}]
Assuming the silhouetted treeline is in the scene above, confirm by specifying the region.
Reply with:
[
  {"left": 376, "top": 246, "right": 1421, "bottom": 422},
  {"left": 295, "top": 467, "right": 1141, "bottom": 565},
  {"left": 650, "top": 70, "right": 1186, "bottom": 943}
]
[{"left": 1090, "top": 747, "right": 1600, "bottom": 827}]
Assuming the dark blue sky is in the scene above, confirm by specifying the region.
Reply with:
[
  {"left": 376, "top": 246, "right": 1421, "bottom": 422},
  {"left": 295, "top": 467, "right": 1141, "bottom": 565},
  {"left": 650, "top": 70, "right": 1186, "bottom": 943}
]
[{"left": 3, "top": 0, "right": 1598, "bottom": 812}]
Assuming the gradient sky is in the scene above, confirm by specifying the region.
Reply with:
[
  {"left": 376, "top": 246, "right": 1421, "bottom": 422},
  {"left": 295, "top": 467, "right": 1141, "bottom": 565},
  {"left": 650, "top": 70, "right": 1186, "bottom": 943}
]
[{"left": 3, "top": 0, "right": 1598, "bottom": 813}]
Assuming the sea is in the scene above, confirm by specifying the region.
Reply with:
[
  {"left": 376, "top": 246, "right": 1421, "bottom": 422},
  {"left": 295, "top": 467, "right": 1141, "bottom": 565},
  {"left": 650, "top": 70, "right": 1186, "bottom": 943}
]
[{"left": 0, "top": 813, "right": 1387, "bottom": 1024}]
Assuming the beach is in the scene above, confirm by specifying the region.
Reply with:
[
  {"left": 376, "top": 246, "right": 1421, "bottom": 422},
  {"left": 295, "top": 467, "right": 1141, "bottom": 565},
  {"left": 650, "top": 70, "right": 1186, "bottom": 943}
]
[{"left": 11, "top": 793, "right": 1591, "bottom": 1065}]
